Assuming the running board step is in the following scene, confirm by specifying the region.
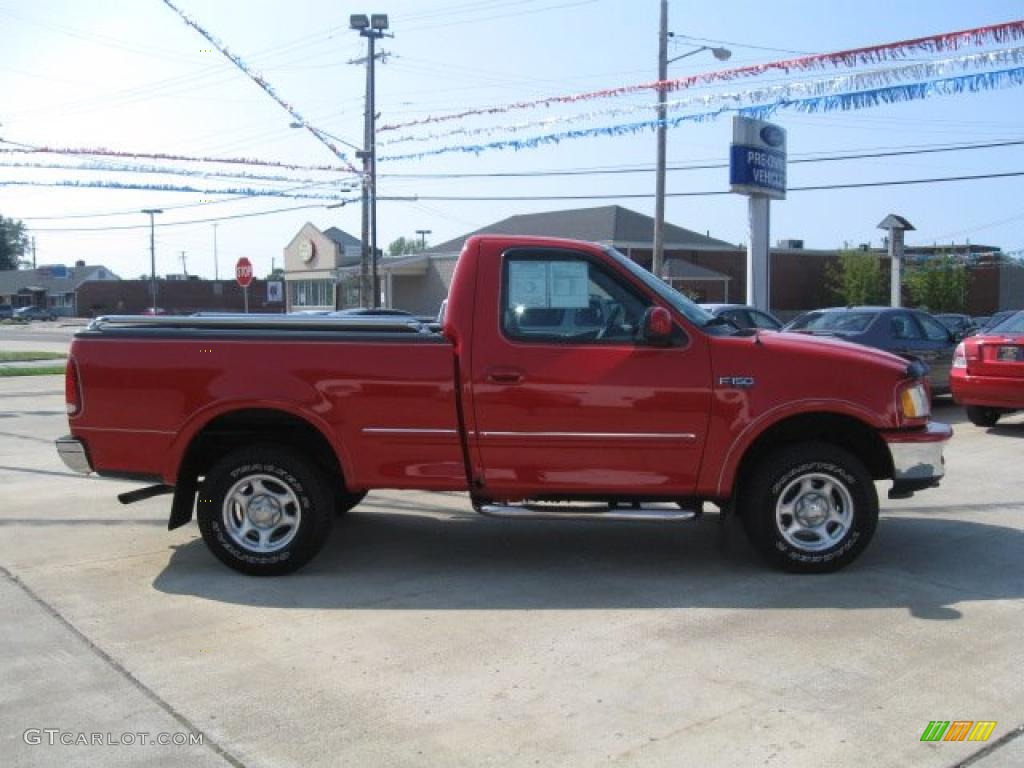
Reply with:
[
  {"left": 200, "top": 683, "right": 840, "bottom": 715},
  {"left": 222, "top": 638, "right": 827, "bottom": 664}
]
[{"left": 476, "top": 502, "right": 698, "bottom": 522}]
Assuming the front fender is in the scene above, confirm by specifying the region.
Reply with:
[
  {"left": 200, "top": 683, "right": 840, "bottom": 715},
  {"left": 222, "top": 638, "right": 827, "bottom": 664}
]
[{"left": 710, "top": 399, "right": 889, "bottom": 498}]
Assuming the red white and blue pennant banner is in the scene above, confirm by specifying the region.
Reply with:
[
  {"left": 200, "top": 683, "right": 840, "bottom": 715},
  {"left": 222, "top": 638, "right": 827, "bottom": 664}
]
[
  {"left": 380, "top": 66, "right": 1024, "bottom": 162},
  {"left": 380, "top": 19, "right": 1024, "bottom": 132}
]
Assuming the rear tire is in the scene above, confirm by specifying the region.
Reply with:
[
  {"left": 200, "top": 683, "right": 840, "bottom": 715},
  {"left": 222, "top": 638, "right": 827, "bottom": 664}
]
[
  {"left": 197, "top": 445, "right": 333, "bottom": 576},
  {"left": 739, "top": 442, "right": 878, "bottom": 573},
  {"left": 966, "top": 405, "right": 1001, "bottom": 427}
]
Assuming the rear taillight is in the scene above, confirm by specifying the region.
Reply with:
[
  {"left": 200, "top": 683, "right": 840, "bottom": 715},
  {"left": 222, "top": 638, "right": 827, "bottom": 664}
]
[
  {"left": 65, "top": 357, "right": 82, "bottom": 416},
  {"left": 952, "top": 342, "right": 967, "bottom": 369}
]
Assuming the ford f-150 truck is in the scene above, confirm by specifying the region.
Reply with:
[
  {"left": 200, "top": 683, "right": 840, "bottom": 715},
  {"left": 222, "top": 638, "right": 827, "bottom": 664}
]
[{"left": 56, "top": 235, "right": 950, "bottom": 575}]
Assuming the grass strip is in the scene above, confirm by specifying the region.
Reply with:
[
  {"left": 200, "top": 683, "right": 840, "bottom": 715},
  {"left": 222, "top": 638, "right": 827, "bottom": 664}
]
[
  {"left": 0, "top": 365, "right": 67, "bottom": 377},
  {"left": 0, "top": 351, "right": 67, "bottom": 362}
]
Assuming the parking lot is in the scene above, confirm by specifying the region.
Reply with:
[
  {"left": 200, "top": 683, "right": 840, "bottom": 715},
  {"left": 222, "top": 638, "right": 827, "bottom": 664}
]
[{"left": 1, "top": 324, "right": 1022, "bottom": 768}]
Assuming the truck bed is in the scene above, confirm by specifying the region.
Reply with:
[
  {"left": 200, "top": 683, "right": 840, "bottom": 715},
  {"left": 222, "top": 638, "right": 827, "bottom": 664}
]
[{"left": 69, "top": 315, "right": 466, "bottom": 491}]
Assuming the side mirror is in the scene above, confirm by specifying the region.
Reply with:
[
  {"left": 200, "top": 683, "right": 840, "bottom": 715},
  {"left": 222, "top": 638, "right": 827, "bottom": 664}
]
[{"left": 641, "top": 306, "right": 673, "bottom": 346}]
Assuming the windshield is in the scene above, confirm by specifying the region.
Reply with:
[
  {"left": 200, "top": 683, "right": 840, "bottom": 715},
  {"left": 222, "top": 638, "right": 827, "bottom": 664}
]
[
  {"left": 787, "top": 310, "right": 877, "bottom": 334},
  {"left": 602, "top": 246, "right": 715, "bottom": 327}
]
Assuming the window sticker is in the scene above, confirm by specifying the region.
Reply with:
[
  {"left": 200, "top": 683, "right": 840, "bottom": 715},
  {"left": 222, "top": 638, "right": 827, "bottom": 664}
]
[
  {"left": 508, "top": 259, "right": 590, "bottom": 310},
  {"left": 548, "top": 261, "right": 589, "bottom": 308},
  {"left": 508, "top": 261, "right": 550, "bottom": 308}
]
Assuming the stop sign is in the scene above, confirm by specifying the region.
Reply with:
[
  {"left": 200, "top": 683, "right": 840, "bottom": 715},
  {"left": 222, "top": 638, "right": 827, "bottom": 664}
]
[{"left": 235, "top": 257, "right": 254, "bottom": 288}]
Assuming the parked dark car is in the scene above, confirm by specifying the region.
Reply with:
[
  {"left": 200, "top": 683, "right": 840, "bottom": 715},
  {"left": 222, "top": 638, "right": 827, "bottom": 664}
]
[
  {"left": 699, "top": 303, "right": 783, "bottom": 331},
  {"left": 0, "top": 303, "right": 14, "bottom": 320},
  {"left": 933, "top": 313, "right": 976, "bottom": 339},
  {"left": 783, "top": 306, "right": 957, "bottom": 394},
  {"left": 14, "top": 306, "right": 56, "bottom": 321}
]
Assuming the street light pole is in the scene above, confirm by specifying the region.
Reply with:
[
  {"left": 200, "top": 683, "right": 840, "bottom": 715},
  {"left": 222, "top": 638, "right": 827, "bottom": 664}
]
[
  {"left": 212, "top": 223, "right": 219, "bottom": 281},
  {"left": 416, "top": 229, "right": 432, "bottom": 250},
  {"left": 652, "top": 1, "right": 730, "bottom": 280},
  {"left": 653, "top": 0, "right": 669, "bottom": 281},
  {"left": 141, "top": 209, "right": 163, "bottom": 311},
  {"left": 350, "top": 13, "right": 390, "bottom": 309}
]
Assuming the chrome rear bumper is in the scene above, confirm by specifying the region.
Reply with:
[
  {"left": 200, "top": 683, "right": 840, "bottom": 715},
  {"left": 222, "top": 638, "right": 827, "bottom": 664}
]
[{"left": 56, "top": 435, "right": 93, "bottom": 474}]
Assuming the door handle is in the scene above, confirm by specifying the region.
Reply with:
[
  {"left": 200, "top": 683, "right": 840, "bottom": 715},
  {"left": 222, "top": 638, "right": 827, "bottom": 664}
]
[{"left": 486, "top": 367, "right": 524, "bottom": 384}]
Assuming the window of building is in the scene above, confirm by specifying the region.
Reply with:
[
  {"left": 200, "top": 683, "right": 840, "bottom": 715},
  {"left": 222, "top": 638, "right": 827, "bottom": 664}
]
[{"left": 289, "top": 279, "right": 335, "bottom": 307}]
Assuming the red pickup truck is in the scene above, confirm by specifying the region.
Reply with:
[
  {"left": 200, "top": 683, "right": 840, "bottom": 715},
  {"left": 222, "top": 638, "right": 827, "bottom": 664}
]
[{"left": 57, "top": 236, "right": 950, "bottom": 575}]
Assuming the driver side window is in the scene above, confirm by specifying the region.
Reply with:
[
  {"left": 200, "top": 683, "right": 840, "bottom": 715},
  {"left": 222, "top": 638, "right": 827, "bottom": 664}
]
[{"left": 501, "top": 249, "right": 650, "bottom": 343}]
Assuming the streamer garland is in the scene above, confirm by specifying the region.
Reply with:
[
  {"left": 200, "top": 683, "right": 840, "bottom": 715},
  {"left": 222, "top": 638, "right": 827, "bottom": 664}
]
[
  {"left": 379, "top": 66, "right": 1024, "bottom": 162},
  {"left": 160, "top": 0, "right": 358, "bottom": 172},
  {"left": 0, "top": 142, "right": 350, "bottom": 172},
  {"left": 0, "top": 159, "right": 352, "bottom": 187},
  {"left": 381, "top": 47, "right": 1024, "bottom": 147},
  {"left": 0, "top": 179, "right": 355, "bottom": 201},
  {"left": 379, "top": 19, "right": 1024, "bottom": 132}
]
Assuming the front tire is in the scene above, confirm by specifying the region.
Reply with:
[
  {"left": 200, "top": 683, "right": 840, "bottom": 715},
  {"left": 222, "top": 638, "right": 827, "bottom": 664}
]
[
  {"left": 197, "top": 445, "right": 333, "bottom": 576},
  {"left": 740, "top": 443, "right": 878, "bottom": 573},
  {"left": 966, "top": 405, "right": 1001, "bottom": 427}
]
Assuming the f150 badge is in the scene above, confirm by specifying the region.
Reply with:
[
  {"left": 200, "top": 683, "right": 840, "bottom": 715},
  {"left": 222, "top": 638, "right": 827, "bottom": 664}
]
[{"left": 718, "top": 376, "right": 756, "bottom": 388}]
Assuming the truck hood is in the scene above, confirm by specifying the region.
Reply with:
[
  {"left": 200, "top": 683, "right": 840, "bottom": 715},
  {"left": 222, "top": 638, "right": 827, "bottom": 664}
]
[
  {"left": 705, "top": 330, "right": 917, "bottom": 428},
  {"left": 757, "top": 330, "right": 911, "bottom": 374},
  {"left": 708, "top": 328, "right": 915, "bottom": 399}
]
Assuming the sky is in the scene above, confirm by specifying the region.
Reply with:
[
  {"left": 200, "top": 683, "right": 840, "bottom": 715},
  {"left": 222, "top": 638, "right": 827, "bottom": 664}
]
[{"left": 1, "top": 0, "right": 1023, "bottom": 281}]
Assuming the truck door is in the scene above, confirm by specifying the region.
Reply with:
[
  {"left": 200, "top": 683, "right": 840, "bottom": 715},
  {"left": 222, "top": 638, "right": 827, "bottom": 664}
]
[{"left": 467, "top": 245, "right": 712, "bottom": 499}]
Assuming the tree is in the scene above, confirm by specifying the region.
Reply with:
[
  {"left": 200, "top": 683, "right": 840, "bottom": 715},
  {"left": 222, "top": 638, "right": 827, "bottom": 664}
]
[
  {"left": 0, "top": 214, "right": 29, "bottom": 271},
  {"left": 388, "top": 235, "right": 429, "bottom": 257},
  {"left": 826, "top": 249, "right": 886, "bottom": 306},
  {"left": 905, "top": 254, "right": 970, "bottom": 313}
]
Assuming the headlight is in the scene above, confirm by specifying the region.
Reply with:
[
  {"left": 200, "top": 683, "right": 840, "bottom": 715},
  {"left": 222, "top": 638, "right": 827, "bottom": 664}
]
[{"left": 899, "top": 382, "right": 930, "bottom": 420}]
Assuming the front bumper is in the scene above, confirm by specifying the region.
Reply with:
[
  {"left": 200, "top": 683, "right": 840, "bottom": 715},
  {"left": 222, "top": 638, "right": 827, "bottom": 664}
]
[
  {"left": 884, "top": 422, "right": 952, "bottom": 499},
  {"left": 56, "top": 435, "right": 93, "bottom": 474}
]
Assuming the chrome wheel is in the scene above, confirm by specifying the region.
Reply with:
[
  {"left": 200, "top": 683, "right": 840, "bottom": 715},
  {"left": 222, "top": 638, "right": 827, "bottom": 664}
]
[
  {"left": 774, "top": 471, "right": 854, "bottom": 552},
  {"left": 222, "top": 473, "right": 301, "bottom": 554}
]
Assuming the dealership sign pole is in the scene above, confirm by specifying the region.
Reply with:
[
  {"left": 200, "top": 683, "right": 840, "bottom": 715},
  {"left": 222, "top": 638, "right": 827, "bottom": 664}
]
[
  {"left": 729, "top": 117, "right": 786, "bottom": 311},
  {"left": 235, "top": 257, "right": 253, "bottom": 313}
]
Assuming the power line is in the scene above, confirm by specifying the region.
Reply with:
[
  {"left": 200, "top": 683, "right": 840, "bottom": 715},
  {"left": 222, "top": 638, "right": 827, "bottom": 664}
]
[
  {"left": 25, "top": 200, "right": 358, "bottom": 233},
  {"left": 399, "top": 169, "right": 1024, "bottom": 201},
  {"left": 380, "top": 138, "right": 1024, "bottom": 179}
]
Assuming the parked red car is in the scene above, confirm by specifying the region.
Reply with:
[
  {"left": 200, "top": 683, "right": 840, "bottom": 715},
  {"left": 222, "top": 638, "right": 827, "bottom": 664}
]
[{"left": 951, "top": 310, "right": 1024, "bottom": 426}]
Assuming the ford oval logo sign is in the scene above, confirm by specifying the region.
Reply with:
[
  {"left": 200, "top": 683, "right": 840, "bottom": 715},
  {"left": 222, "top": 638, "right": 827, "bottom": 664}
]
[{"left": 759, "top": 125, "right": 784, "bottom": 147}]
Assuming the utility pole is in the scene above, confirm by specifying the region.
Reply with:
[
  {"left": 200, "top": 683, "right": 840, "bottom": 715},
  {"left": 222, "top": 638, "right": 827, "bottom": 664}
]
[
  {"left": 31, "top": 237, "right": 37, "bottom": 269},
  {"left": 653, "top": 0, "right": 669, "bottom": 280},
  {"left": 350, "top": 13, "right": 390, "bottom": 309},
  {"left": 141, "top": 209, "right": 163, "bottom": 311},
  {"left": 212, "top": 223, "right": 219, "bottom": 281},
  {"left": 653, "top": 3, "right": 730, "bottom": 280},
  {"left": 180, "top": 250, "right": 188, "bottom": 277}
]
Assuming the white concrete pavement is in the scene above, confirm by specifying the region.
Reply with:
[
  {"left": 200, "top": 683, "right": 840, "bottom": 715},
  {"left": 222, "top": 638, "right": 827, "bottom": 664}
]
[{"left": 0, "top": 369, "right": 1021, "bottom": 768}]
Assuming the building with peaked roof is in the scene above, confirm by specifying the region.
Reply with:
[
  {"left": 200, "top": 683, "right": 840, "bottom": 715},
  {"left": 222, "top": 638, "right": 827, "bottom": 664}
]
[
  {"left": 428, "top": 204, "right": 737, "bottom": 269},
  {"left": 426, "top": 205, "right": 735, "bottom": 302},
  {"left": 282, "top": 223, "right": 365, "bottom": 310},
  {"left": 0, "top": 262, "right": 120, "bottom": 316}
]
